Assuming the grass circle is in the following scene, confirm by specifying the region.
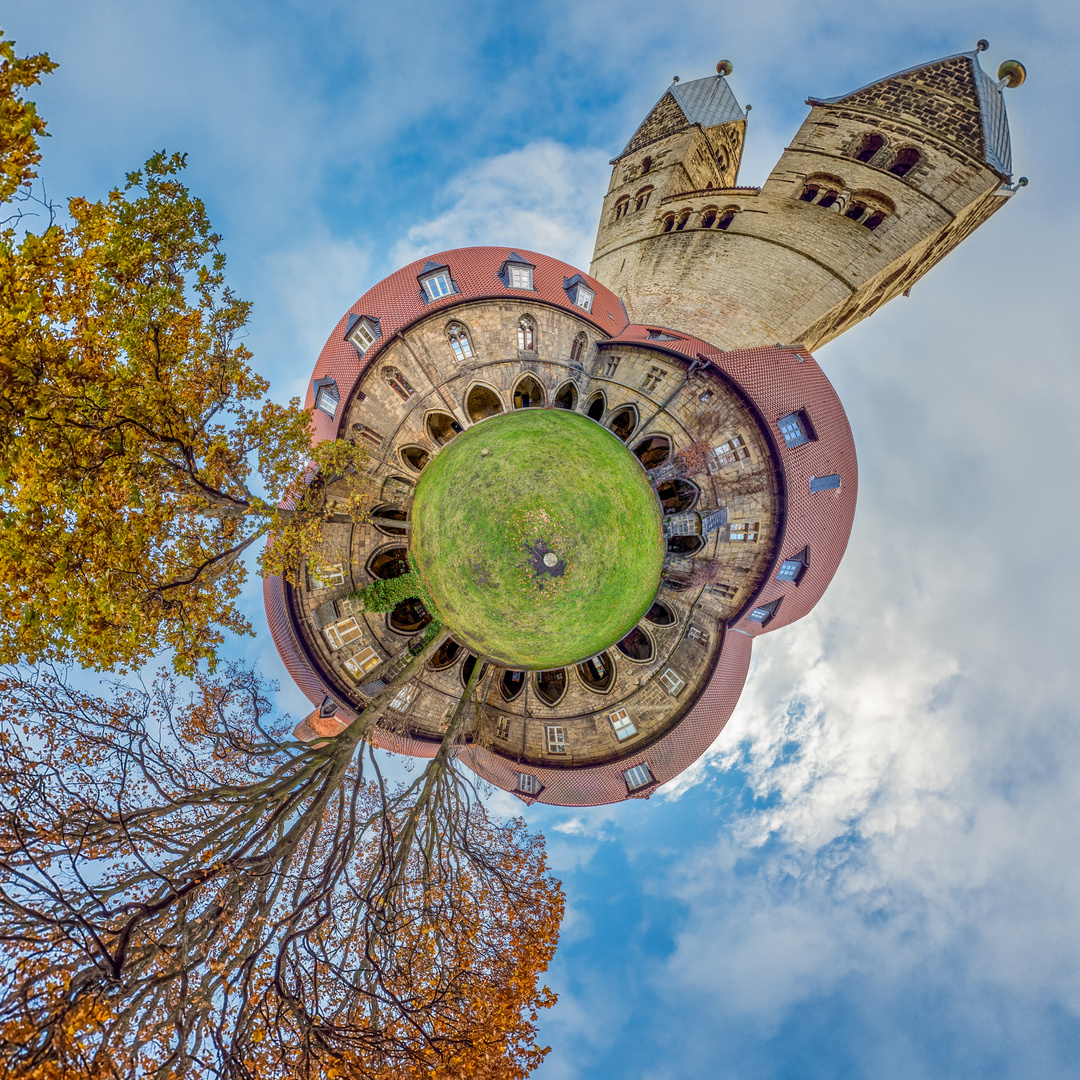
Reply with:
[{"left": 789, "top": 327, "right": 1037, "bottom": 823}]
[{"left": 410, "top": 409, "right": 665, "bottom": 669}]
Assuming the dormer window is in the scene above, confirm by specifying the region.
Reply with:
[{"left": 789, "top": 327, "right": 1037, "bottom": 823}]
[
  {"left": 748, "top": 598, "right": 782, "bottom": 625},
  {"left": 345, "top": 314, "right": 380, "bottom": 357},
  {"left": 312, "top": 377, "right": 340, "bottom": 418},
  {"left": 418, "top": 260, "right": 459, "bottom": 304},
  {"left": 508, "top": 264, "right": 533, "bottom": 289},
  {"left": 777, "top": 410, "right": 815, "bottom": 449},
  {"left": 776, "top": 547, "right": 810, "bottom": 584},
  {"left": 563, "top": 274, "right": 595, "bottom": 312},
  {"left": 517, "top": 772, "right": 542, "bottom": 796},
  {"left": 624, "top": 762, "right": 655, "bottom": 792},
  {"left": 498, "top": 252, "right": 536, "bottom": 291}
]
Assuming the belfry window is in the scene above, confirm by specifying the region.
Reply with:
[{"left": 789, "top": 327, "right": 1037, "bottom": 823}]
[
  {"left": 890, "top": 148, "right": 921, "bottom": 177},
  {"left": 447, "top": 322, "right": 474, "bottom": 361},
  {"left": 661, "top": 214, "right": 675, "bottom": 233},
  {"left": 614, "top": 196, "right": 630, "bottom": 221},
  {"left": 854, "top": 133, "right": 885, "bottom": 163},
  {"left": 675, "top": 211, "right": 690, "bottom": 230},
  {"left": 634, "top": 186, "right": 654, "bottom": 211},
  {"left": 717, "top": 209, "right": 736, "bottom": 230}
]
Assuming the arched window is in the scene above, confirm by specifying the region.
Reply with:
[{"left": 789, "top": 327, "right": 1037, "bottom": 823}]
[
  {"left": 614, "top": 196, "right": 630, "bottom": 221},
  {"left": 500, "top": 669, "right": 526, "bottom": 701},
  {"left": 701, "top": 208, "right": 717, "bottom": 229},
  {"left": 577, "top": 652, "right": 615, "bottom": 694},
  {"left": 634, "top": 186, "right": 654, "bottom": 211},
  {"left": 389, "top": 598, "right": 431, "bottom": 634},
  {"left": 426, "top": 411, "right": 461, "bottom": 445},
  {"left": 890, "top": 148, "right": 920, "bottom": 177},
  {"left": 675, "top": 211, "right": 691, "bottom": 231},
  {"left": 864, "top": 212, "right": 886, "bottom": 230},
  {"left": 854, "top": 133, "right": 885, "bottom": 163},
  {"left": 845, "top": 203, "right": 867, "bottom": 222},
  {"left": 616, "top": 627, "right": 653, "bottom": 663},
  {"left": 447, "top": 322, "right": 473, "bottom": 361},
  {"left": 800, "top": 186, "right": 819, "bottom": 202},
  {"left": 384, "top": 367, "right": 414, "bottom": 401},
  {"left": 645, "top": 600, "right": 675, "bottom": 626},
  {"left": 368, "top": 547, "right": 409, "bottom": 580},
  {"left": 818, "top": 191, "right": 839, "bottom": 210},
  {"left": 428, "top": 639, "right": 461, "bottom": 671},
  {"left": 517, "top": 317, "right": 536, "bottom": 352},
  {"left": 534, "top": 669, "right": 567, "bottom": 707},
  {"left": 586, "top": 393, "right": 605, "bottom": 421},
  {"left": 661, "top": 214, "right": 675, "bottom": 233},
  {"left": 641, "top": 156, "right": 652, "bottom": 174},
  {"left": 570, "top": 332, "right": 587, "bottom": 363},
  {"left": 717, "top": 209, "right": 736, "bottom": 230},
  {"left": 633, "top": 434, "right": 671, "bottom": 469}
]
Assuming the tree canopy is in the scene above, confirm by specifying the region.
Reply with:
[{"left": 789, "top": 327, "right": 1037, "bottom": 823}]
[{"left": 0, "top": 36, "right": 366, "bottom": 674}]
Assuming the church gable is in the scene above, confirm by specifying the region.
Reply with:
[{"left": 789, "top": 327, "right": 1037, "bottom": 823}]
[
  {"left": 621, "top": 91, "right": 689, "bottom": 158},
  {"left": 830, "top": 55, "right": 986, "bottom": 164}
]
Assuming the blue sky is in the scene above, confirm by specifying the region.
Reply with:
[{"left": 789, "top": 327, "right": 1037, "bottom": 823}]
[{"left": 7, "top": 1, "right": 1080, "bottom": 1077}]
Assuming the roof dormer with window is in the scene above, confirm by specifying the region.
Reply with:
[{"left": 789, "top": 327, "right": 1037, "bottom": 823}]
[
  {"left": 344, "top": 313, "right": 382, "bottom": 357},
  {"left": 563, "top": 273, "right": 595, "bottom": 312},
  {"left": 417, "top": 260, "right": 460, "bottom": 304},
  {"left": 497, "top": 252, "right": 536, "bottom": 291}
]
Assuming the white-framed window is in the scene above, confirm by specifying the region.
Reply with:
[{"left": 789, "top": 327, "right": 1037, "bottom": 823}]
[
  {"left": 570, "top": 283, "right": 594, "bottom": 311},
  {"left": 496, "top": 715, "right": 511, "bottom": 740},
  {"left": 546, "top": 725, "right": 566, "bottom": 754},
  {"left": 309, "top": 563, "right": 345, "bottom": 589},
  {"left": 660, "top": 668, "right": 685, "bottom": 696},
  {"left": 729, "top": 522, "right": 759, "bottom": 542},
  {"left": 714, "top": 435, "right": 749, "bottom": 465},
  {"left": 624, "top": 762, "right": 654, "bottom": 791},
  {"left": 347, "top": 316, "right": 379, "bottom": 356},
  {"left": 517, "top": 772, "right": 542, "bottom": 795},
  {"left": 421, "top": 270, "right": 454, "bottom": 301},
  {"left": 325, "top": 617, "right": 363, "bottom": 651},
  {"left": 508, "top": 264, "right": 534, "bottom": 290},
  {"left": 389, "top": 683, "right": 418, "bottom": 713},
  {"left": 447, "top": 322, "right": 474, "bottom": 361},
  {"left": 314, "top": 381, "right": 340, "bottom": 418},
  {"left": 344, "top": 645, "right": 381, "bottom": 679},
  {"left": 609, "top": 708, "right": 636, "bottom": 741}
]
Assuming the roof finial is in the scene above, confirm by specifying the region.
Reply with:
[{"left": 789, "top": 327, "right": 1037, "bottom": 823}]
[
  {"left": 672, "top": 75, "right": 680, "bottom": 83},
  {"left": 997, "top": 60, "right": 1026, "bottom": 88},
  {"left": 976, "top": 39, "right": 990, "bottom": 52},
  {"left": 716, "top": 60, "right": 734, "bottom": 77}
]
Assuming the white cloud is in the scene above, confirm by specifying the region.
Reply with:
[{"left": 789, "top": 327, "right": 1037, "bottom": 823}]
[{"left": 391, "top": 140, "right": 611, "bottom": 271}]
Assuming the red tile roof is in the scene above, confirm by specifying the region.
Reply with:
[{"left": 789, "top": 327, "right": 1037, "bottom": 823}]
[{"left": 303, "top": 247, "right": 629, "bottom": 444}]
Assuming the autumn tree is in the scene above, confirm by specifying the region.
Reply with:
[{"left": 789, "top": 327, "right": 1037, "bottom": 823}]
[
  {"left": 0, "top": 644, "right": 562, "bottom": 1080},
  {"left": 0, "top": 34, "right": 367, "bottom": 673}
]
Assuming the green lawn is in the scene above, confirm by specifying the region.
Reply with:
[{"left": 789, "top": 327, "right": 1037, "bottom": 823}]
[{"left": 410, "top": 408, "right": 664, "bottom": 669}]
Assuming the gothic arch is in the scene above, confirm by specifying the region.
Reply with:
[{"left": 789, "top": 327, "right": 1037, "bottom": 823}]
[
  {"left": 513, "top": 374, "right": 545, "bottom": 409},
  {"left": 425, "top": 410, "right": 462, "bottom": 446},
  {"left": 464, "top": 382, "right": 505, "bottom": 423},
  {"left": 615, "top": 626, "right": 654, "bottom": 663},
  {"left": 607, "top": 404, "right": 638, "bottom": 442},
  {"left": 585, "top": 390, "right": 606, "bottom": 422},
  {"left": 554, "top": 380, "right": 578, "bottom": 410},
  {"left": 517, "top": 314, "right": 537, "bottom": 352}
]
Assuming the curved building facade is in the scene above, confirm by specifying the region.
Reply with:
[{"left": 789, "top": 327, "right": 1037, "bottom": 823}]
[{"left": 265, "top": 48, "right": 1023, "bottom": 805}]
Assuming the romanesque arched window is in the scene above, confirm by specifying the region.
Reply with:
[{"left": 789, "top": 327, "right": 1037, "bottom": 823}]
[
  {"left": 661, "top": 214, "right": 675, "bottom": 233},
  {"left": 675, "top": 211, "right": 691, "bottom": 231},
  {"left": 570, "top": 332, "right": 587, "bottom": 363},
  {"left": 845, "top": 202, "right": 867, "bottom": 222},
  {"left": 517, "top": 316, "right": 536, "bottom": 351},
  {"left": 890, "top": 148, "right": 921, "bottom": 177},
  {"left": 447, "top": 322, "right": 473, "bottom": 362},
  {"left": 634, "top": 186, "right": 654, "bottom": 211},
  {"left": 817, "top": 190, "right": 840, "bottom": 210},
  {"left": 614, "top": 196, "right": 630, "bottom": 221},
  {"left": 717, "top": 209, "right": 737, "bottom": 230},
  {"left": 384, "top": 367, "right": 415, "bottom": 401},
  {"left": 854, "top": 133, "right": 885, "bottom": 163},
  {"left": 799, "top": 185, "right": 819, "bottom": 202},
  {"left": 701, "top": 207, "right": 717, "bottom": 229}
]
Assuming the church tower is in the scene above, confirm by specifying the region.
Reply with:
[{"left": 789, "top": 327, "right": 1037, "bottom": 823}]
[{"left": 590, "top": 45, "right": 1026, "bottom": 352}]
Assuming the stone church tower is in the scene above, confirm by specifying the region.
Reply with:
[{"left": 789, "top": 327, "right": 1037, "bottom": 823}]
[
  {"left": 590, "top": 46, "right": 1026, "bottom": 352},
  {"left": 268, "top": 45, "right": 1026, "bottom": 806}
]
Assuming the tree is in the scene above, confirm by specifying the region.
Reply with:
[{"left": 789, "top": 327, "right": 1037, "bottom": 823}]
[
  {"left": 0, "top": 35, "right": 368, "bottom": 673},
  {"left": 0, "top": 647, "right": 562, "bottom": 1079}
]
